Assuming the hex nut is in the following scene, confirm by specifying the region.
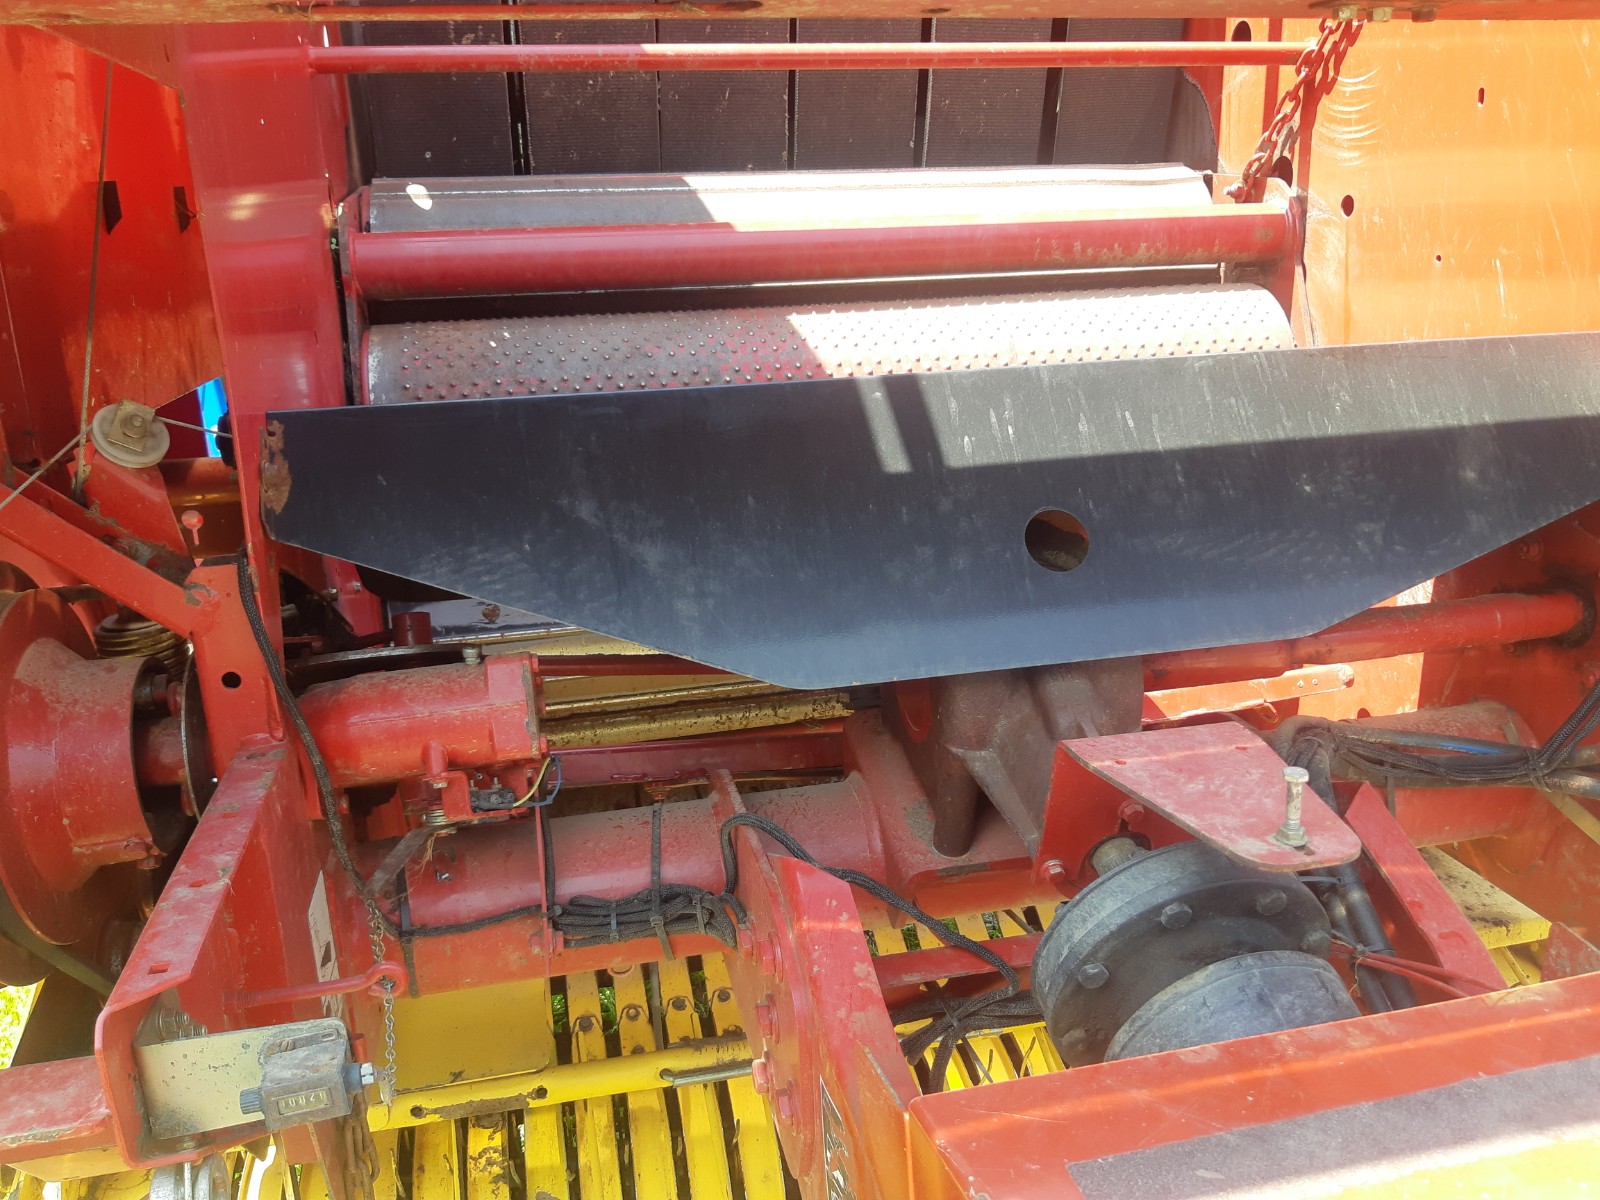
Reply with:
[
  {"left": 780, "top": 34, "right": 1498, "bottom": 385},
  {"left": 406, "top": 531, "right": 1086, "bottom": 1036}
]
[
  {"left": 1077, "top": 962, "right": 1110, "bottom": 989},
  {"left": 1256, "top": 890, "right": 1289, "bottom": 917},
  {"left": 1158, "top": 902, "right": 1193, "bottom": 930}
]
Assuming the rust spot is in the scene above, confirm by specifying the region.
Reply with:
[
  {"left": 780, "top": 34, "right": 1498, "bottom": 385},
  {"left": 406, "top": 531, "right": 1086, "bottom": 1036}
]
[{"left": 259, "top": 419, "right": 291, "bottom": 516}]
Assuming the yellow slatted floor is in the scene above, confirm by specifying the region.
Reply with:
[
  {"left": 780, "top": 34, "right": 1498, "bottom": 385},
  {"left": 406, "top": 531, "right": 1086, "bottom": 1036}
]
[
  {"left": 354, "top": 956, "right": 793, "bottom": 1200},
  {"left": 4, "top": 882, "right": 1551, "bottom": 1200},
  {"left": 867, "top": 906, "right": 1065, "bottom": 1094}
]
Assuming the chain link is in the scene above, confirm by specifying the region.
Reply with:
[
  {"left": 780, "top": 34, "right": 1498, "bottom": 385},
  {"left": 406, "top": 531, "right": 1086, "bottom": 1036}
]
[
  {"left": 366, "top": 905, "right": 399, "bottom": 1106},
  {"left": 1226, "top": 17, "right": 1364, "bottom": 203}
]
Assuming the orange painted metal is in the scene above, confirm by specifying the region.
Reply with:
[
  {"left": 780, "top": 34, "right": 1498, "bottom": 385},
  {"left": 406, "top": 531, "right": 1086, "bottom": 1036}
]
[
  {"left": 909, "top": 970, "right": 1600, "bottom": 1199},
  {"left": 1145, "top": 591, "right": 1586, "bottom": 688},
  {"left": 1222, "top": 19, "right": 1600, "bottom": 347},
  {"left": 1142, "top": 663, "right": 1353, "bottom": 722}
]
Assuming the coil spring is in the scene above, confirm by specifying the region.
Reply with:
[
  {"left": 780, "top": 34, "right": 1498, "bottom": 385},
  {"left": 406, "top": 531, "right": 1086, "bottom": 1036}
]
[{"left": 95, "top": 610, "right": 188, "bottom": 677}]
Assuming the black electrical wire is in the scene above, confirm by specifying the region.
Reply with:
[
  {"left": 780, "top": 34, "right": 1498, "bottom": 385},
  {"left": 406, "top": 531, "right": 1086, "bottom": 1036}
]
[
  {"left": 717, "top": 812, "right": 1029, "bottom": 1083},
  {"left": 239, "top": 552, "right": 542, "bottom": 939},
  {"left": 1276, "top": 673, "right": 1600, "bottom": 795},
  {"left": 238, "top": 554, "right": 383, "bottom": 912},
  {"left": 242, "top": 553, "right": 1030, "bottom": 1077}
]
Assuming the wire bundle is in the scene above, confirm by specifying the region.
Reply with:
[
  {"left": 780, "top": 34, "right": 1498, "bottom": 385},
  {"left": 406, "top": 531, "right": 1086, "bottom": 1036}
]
[{"left": 241, "top": 552, "right": 1031, "bottom": 1086}]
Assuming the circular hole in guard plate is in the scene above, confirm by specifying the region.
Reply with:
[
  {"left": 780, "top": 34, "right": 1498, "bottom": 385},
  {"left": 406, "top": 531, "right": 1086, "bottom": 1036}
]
[
  {"left": 1025, "top": 509, "right": 1090, "bottom": 572},
  {"left": 221, "top": 671, "right": 242, "bottom": 689}
]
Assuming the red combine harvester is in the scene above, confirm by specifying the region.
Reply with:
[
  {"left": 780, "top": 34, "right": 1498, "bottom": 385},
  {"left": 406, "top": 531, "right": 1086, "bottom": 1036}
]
[{"left": 1, "top": 2, "right": 1599, "bottom": 1197}]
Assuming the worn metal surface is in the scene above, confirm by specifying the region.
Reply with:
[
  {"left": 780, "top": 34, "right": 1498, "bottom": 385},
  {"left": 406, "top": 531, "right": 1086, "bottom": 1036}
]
[
  {"left": 310, "top": 39, "right": 1308, "bottom": 73},
  {"left": 1065, "top": 1053, "right": 1600, "bottom": 1198},
  {"left": 911, "top": 972, "right": 1600, "bottom": 1198},
  {"left": 272, "top": 332, "right": 1600, "bottom": 689},
  {"left": 364, "top": 164, "right": 1213, "bottom": 232},
  {"left": 347, "top": 204, "right": 1290, "bottom": 299},
  {"left": 1056, "top": 723, "right": 1361, "bottom": 870},
  {"left": 0, "top": 589, "right": 153, "bottom": 946},
  {"left": 1030, "top": 840, "right": 1333, "bottom": 1065},
  {"left": 135, "top": 1018, "right": 349, "bottom": 1139},
  {"left": 15, "top": 2, "right": 1600, "bottom": 23},
  {"left": 365, "top": 285, "right": 1292, "bottom": 403},
  {"left": 886, "top": 660, "right": 1145, "bottom": 857}
]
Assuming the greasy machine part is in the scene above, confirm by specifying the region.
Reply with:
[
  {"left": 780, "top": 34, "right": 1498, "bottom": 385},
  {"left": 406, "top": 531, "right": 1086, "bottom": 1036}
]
[
  {"left": 363, "top": 164, "right": 1215, "bottom": 233},
  {"left": 1031, "top": 841, "right": 1336, "bottom": 1066},
  {"left": 364, "top": 284, "right": 1293, "bottom": 404}
]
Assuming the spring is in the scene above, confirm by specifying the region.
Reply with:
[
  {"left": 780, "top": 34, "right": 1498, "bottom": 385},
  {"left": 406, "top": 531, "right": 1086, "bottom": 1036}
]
[{"left": 94, "top": 610, "right": 188, "bottom": 677}]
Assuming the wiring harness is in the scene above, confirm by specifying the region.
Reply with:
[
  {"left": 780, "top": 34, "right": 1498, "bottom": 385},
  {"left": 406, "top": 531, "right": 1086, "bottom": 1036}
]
[{"left": 239, "top": 553, "right": 1029, "bottom": 1086}]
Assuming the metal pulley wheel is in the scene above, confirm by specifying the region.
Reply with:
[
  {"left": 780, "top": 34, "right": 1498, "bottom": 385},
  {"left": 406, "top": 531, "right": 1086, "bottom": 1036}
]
[{"left": 1031, "top": 839, "right": 1334, "bottom": 1065}]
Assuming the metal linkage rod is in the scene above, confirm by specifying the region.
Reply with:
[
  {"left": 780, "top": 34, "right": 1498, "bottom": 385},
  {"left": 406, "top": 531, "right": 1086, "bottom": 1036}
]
[
  {"left": 347, "top": 205, "right": 1292, "bottom": 299},
  {"left": 307, "top": 40, "right": 1307, "bottom": 74}
]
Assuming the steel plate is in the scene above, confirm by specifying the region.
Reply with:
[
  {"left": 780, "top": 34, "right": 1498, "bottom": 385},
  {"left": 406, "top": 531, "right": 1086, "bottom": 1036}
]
[{"left": 267, "top": 332, "right": 1600, "bottom": 688}]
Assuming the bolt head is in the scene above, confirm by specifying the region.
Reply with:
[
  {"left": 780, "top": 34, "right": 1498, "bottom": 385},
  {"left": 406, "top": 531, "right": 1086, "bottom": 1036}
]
[
  {"left": 756, "top": 999, "right": 778, "bottom": 1042},
  {"left": 1041, "top": 859, "right": 1068, "bottom": 884},
  {"left": 1158, "top": 902, "right": 1193, "bottom": 930},
  {"left": 1256, "top": 889, "right": 1289, "bottom": 916},
  {"left": 774, "top": 1087, "right": 796, "bottom": 1123},
  {"left": 1076, "top": 962, "right": 1110, "bottom": 989},
  {"left": 1301, "top": 929, "right": 1333, "bottom": 956},
  {"left": 750, "top": 1055, "right": 773, "bottom": 1095},
  {"left": 1332, "top": 3, "right": 1359, "bottom": 18},
  {"left": 1369, "top": 4, "right": 1393, "bottom": 17},
  {"left": 755, "top": 937, "right": 779, "bottom": 977}
]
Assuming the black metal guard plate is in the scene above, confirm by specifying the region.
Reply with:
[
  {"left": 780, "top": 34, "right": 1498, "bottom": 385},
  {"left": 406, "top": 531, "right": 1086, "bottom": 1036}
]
[{"left": 266, "top": 332, "right": 1600, "bottom": 688}]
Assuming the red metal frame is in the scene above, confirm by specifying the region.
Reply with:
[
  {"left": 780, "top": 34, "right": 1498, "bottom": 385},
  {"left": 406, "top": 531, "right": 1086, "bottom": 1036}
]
[
  {"left": 2, "top": 10, "right": 1600, "bottom": 1193},
  {"left": 346, "top": 205, "right": 1293, "bottom": 300},
  {"left": 1040, "top": 722, "right": 1362, "bottom": 883},
  {"left": 306, "top": 40, "right": 1308, "bottom": 74},
  {"left": 909, "top": 970, "right": 1600, "bottom": 1199}
]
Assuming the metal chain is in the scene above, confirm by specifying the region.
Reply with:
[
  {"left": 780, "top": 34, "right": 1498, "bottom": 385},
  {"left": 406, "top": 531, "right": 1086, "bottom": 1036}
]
[
  {"left": 366, "top": 905, "right": 399, "bottom": 1106},
  {"left": 1226, "top": 17, "right": 1364, "bottom": 203}
]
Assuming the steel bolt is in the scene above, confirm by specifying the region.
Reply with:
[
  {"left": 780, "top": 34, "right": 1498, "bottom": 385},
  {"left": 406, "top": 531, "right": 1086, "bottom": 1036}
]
[
  {"left": 1255, "top": 889, "right": 1288, "bottom": 916},
  {"left": 1076, "top": 962, "right": 1110, "bottom": 989},
  {"left": 1158, "top": 902, "right": 1193, "bottom": 929},
  {"left": 755, "top": 937, "right": 779, "bottom": 978},
  {"left": 774, "top": 1086, "right": 796, "bottom": 1123},
  {"left": 749, "top": 1054, "right": 773, "bottom": 1095},
  {"left": 1301, "top": 929, "right": 1333, "bottom": 956},
  {"left": 1273, "top": 766, "right": 1310, "bottom": 849},
  {"left": 1369, "top": 5, "right": 1393, "bottom": 18},
  {"left": 756, "top": 999, "right": 779, "bottom": 1043},
  {"left": 1332, "top": 3, "right": 1359, "bottom": 19},
  {"left": 1041, "top": 859, "right": 1069, "bottom": 887}
]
